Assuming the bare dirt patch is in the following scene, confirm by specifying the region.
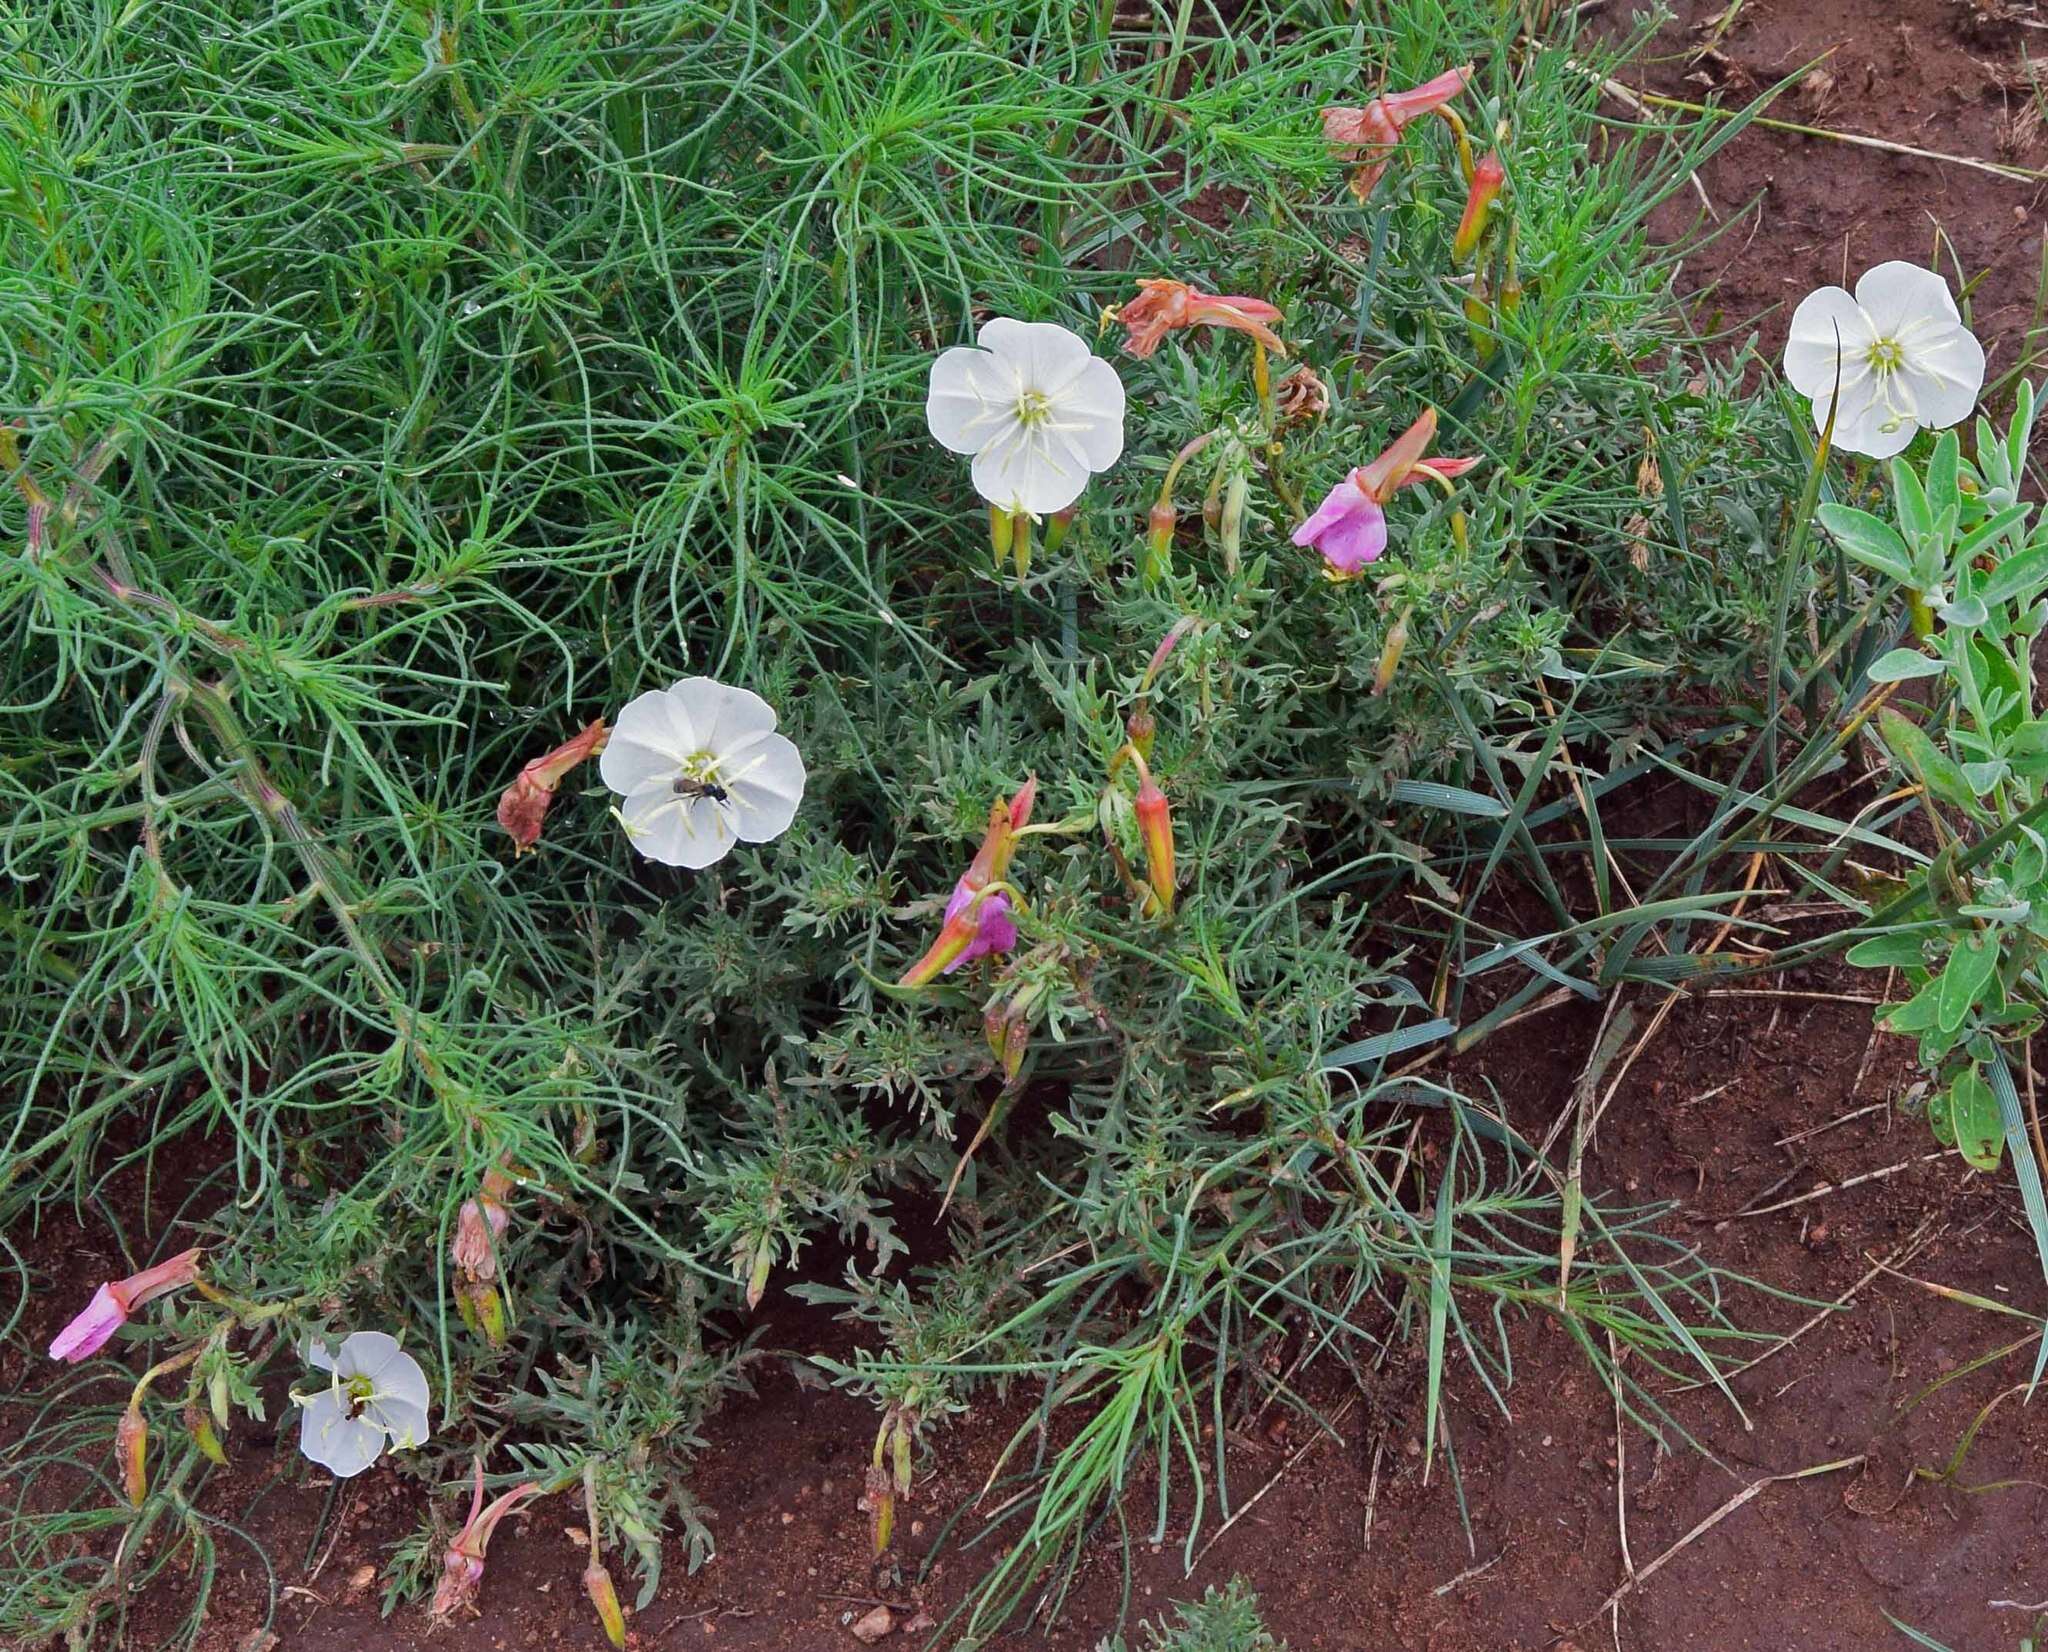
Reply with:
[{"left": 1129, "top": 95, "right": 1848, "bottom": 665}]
[{"left": 1608, "top": 0, "right": 2048, "bottom": 368}]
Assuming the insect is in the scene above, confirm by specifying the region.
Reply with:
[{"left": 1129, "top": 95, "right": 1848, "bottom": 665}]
[{"left": 671, "top": 776, "right": 731, "bottom": 804}]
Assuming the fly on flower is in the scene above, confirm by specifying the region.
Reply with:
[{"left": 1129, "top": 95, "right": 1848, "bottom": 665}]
[
  {"left": 297, "top": 1331, "right": 433, "bottom": 1479},
  {"left": 1292, "top": 407, "right": 1481, "bottom": 578},
  {"left": 1783, "top": 262, "right": 1985, "bottom": 459},
  {"left": 600, "top": 678, "right": 805, "bottom": 869}
]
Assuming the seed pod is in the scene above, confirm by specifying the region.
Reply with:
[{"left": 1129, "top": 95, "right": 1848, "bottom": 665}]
[
  {"left": 186, "top": 1404, "right": 227, "bottom": 1467},
  {"left": 116, "top": 1404, "right": 148, "bottom": 1506},
  {"left": 583, "top": 1562, "right": 628, "bottom": 1649}
]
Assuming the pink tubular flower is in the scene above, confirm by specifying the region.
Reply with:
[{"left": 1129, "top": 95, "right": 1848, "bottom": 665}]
[
  {"left": 49, "top": 1249, "right": 204, "bottom": 1363},
  {"left": 1322, "top": 65, "right": 1474, "bottom": 202},
  {"left": 1118, "top": 279, "right": 1286, "bottom": 360},
  {"left": 1291, "top": 478, "right": 1387, "bottom": 576},
  {"left": 1292, "top": 408, "right": 1480, "bottom": 579},
  {"left": 431, "top": 1461, "right": 548, "bottom": 1622},
  {"left": 898, "top": 778, "right": 1037, "bottom": 987}
]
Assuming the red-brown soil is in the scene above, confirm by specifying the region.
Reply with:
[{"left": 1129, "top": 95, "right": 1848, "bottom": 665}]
[
  {"left": 1613, "top": 0, "right": 2048, "bottom": 369},
  {"left": 15, "top": 961, "right": 2048, "bottom": 1652},
  {"left": 15, "top": 4, "right": 2048, "bottom": 1648}
]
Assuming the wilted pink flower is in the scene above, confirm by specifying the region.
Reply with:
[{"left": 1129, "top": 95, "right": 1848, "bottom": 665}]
[
  {"left": 1323, "top": 65, "right": 1474, "bottom": 202},
  {"left": 49, "top": 1249, "right": 204, "bottom": 1363},
  {"left": 941, "top": 882, "right": 1016, "bottom": 969},
  {"left": 496, "top": 719, "right": 609, "bottom": 852},
  {"left": 1118, "top": 279, "right": 1285, "bottom": 360},
  {"left": 1292, "top": 478, "right": 1388, "bottom": 576},
  {"left": 431, "top": 1461, "right": 547, "bottom": 1622},
  {"left": 1272, "top": 365, "right": 1330, "bottom": 430},
  {"left": 1293, "top": 408, "right": 1480, "bottom": 578},
  {"left": 452, "top": 1196, "right": 509, "bottom": 1282}
]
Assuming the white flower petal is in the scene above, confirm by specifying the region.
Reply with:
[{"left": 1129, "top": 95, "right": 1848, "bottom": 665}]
[
  {"left": 663, "top": 678, "right": 735, "bottom": 754},
  {"left": 335, "top": 1331, "right": 402, "bottom": 1382},
  {"left": 620, "top": 781, "right": 736, "bottom": 869},
  {"left": 976, "top": 318, "right": 1091, "bottom": 391},
  {"left": 927, "top": 346, "right": 1018, "bottom": 455},
  {"left": 602, "top": 690, "right": 692, "bottom": 790},
  {"left": 372, "top": 1348, "right": 431, "bottom": 1416},
  {"left": 299, "top": 1391, "right": 386, "bottom": 1479},
  {"left": 1898, "top": 325, "right": 1985, "bottom": 430},
  {"left": 972, "top": 422, "right": 1088, "bottom": 515},
  {"left": 305, "top": 1339, "right": 339, "bottom": 1373},
  {"left": 365, "top": 1396, "right": 432, "bottom": 1450},
  {"left": 723, "top": 732, "right": 806, "bottom": 842},
  {"left": 699, "top": 681, "right": 778, "bottom": 752},
  {"left": 1825, "top": 382, "right": 1916, "bottom": 459},
  {"left": 597, "top": 736, "right": 678, "bottom": 795},
  {"left": 1053, "top": 358, "right": 1126, "bottom": 471},
  {"left": 1783, "top": 286, "right": 1872, "bottom": 397},
  {"left": 1855, "top": 260, "right": 1959, "bottom": 337}
]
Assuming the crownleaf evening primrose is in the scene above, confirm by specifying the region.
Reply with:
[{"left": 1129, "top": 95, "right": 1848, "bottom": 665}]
[
  {"left": 1783, "top": 262, "right": 1985, "bottom": 459},
  {"left": 1322, "top": 65, "right": 1474, "bottom": 202},
  {"left": 600, "top": 678, "right": 805, "bottom": 870},
  {"left": 926, "top": 319, "right": 1126, "bottom": 516},
  {"left": 1116, "top": 280, "right": 1286, "bottom": 360},
  {"left": 1292, "top": 407, "right": 1480, "bottom": 577},
  {"left": 48, "top": 1248, "right": 204, "bottom": 1362},
  {"left": 297, "top": 1332, "right": 432, "bottom": 1479}
]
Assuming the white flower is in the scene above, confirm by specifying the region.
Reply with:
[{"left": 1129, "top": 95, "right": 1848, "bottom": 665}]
[
  {"left": 297, "top": 1332, "right": 432, "bottom": 1479},
  {"left": 598, "top": 677, "right": 805, "bottom": 869},
  {"left": 1783, "top": 262, "right": 1985, "bottom": 460},
  {"left": 925, "top": 318, "right": 1126, "bottom": 515}
]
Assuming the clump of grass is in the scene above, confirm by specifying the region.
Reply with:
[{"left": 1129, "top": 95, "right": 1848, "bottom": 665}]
[{"left": 0, "top": 0, "right": 1801, "bottom": 1644}]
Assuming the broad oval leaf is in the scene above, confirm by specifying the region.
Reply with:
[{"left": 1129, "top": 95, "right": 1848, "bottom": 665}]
[
  {"left": 1867, "top": 648, "right": 1944, "bottom": 683},
  {"left": 1817, "top": 505, "right": 1914, "bottom": 584}
]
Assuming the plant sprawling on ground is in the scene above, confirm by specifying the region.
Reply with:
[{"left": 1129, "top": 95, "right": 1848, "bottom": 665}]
[{"left": 13, "top": 0, "right": 2025, "bottom": 1646}]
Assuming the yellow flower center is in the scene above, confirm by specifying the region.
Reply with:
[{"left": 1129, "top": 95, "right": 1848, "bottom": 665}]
[
  {"left": 1015, "top": 389, "right": 1053, "bottom": 427},
  {"left": 1866, "top": 336, "right": 1905, "bottom": 373}
]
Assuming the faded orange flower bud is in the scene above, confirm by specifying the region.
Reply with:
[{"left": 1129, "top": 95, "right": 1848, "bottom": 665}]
[
  {"left": 1145, "top": 499, "right": 1177, "bottom": 580},
  {"left": 1042, "top": 506, "right": 1076, "bottom": 556},
  {"left": 116, "top": 1404, "right": 148, "bottom": 1506},
  {"left": 1126, "top": 704, "right": 1157, "bottom": 762},
  {"left": 1453, "top": 151, "right": 1506, "bottom": 262},
  {"left": 496, "top": 719, "right": 608, "bottom": 852},
  {"left": 583, "top": 1561, "right": 628, "bottom": 1649},
  {"left": 1373, "top": 609, "right": 1410, "bottom": 697},
  {"left": 1133, "top": 770, "right": 1175, "bottom": 921},
  {"left": 984, "top": 998, "right": 1031, "bottom": 1084},
  {"left": 185, "top": 1404, "right": 227, "bottom": 1466}
]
